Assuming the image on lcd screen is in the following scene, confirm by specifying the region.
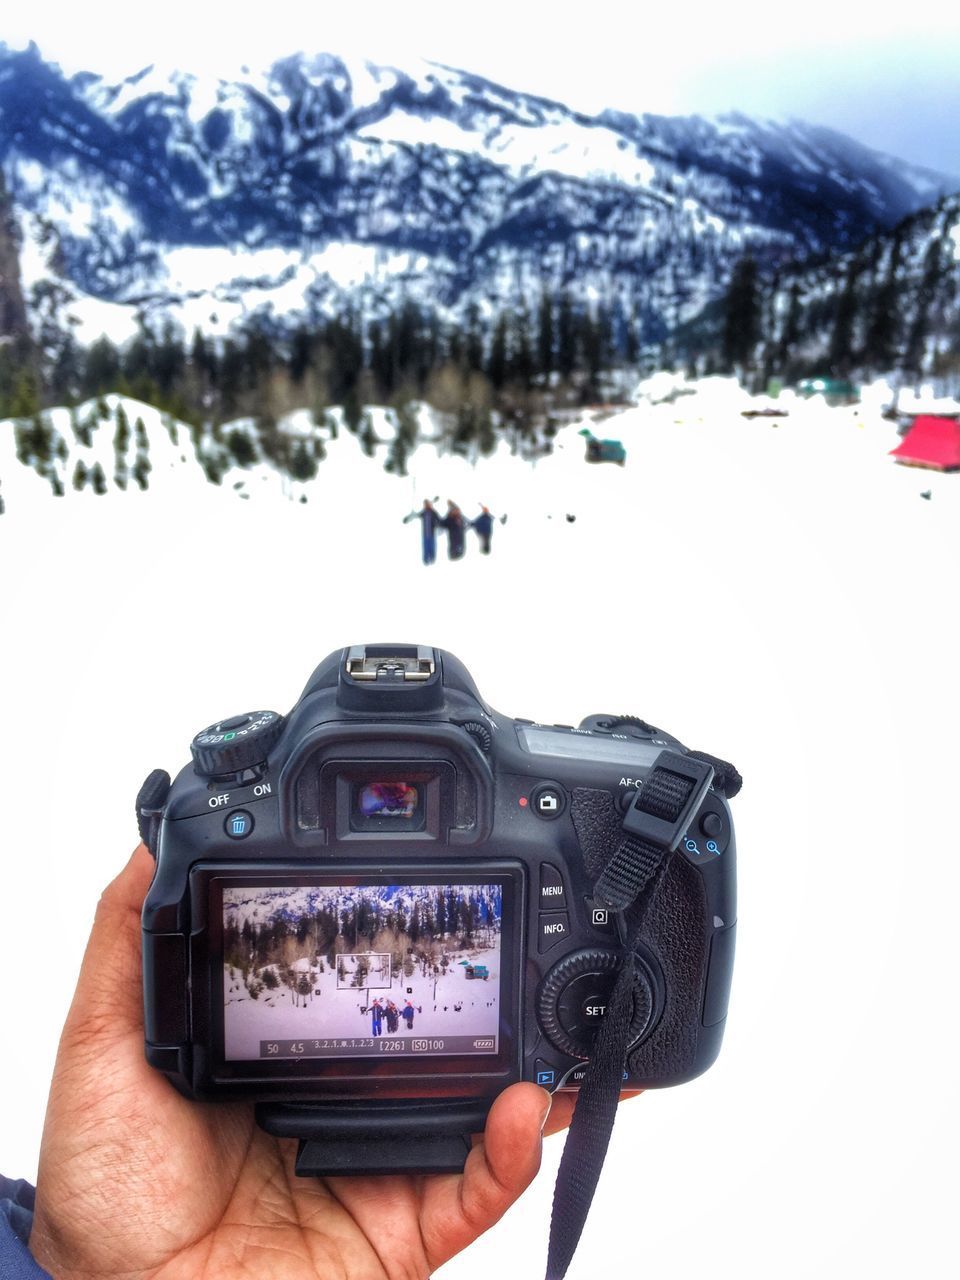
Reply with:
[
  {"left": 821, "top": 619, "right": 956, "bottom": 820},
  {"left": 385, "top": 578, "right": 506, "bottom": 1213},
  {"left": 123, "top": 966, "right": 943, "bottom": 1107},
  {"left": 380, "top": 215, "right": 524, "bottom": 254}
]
[{"left": 222, "top": 883, "right": 502, "bottom": 1060}]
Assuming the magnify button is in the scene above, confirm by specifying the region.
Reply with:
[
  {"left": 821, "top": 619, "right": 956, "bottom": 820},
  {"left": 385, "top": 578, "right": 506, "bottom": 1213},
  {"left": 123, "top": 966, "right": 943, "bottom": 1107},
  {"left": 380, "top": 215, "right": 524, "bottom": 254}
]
[{"left": 706, "top": 840, "right": 720, "bottom": 854}]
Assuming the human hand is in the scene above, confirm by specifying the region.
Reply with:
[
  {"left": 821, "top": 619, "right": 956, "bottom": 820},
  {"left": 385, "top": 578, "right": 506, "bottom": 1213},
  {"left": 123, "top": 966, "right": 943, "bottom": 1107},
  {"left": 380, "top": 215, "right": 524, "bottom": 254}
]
[{"left": 30, "top": 846, "right": 638, "bottom": 1280}]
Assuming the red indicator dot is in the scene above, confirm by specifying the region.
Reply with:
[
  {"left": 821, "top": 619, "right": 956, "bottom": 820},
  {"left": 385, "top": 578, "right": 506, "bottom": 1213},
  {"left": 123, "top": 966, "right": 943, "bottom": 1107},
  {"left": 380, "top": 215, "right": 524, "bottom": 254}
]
[{"left": 519, "top": 796, "right": 528, "bottom": 807}]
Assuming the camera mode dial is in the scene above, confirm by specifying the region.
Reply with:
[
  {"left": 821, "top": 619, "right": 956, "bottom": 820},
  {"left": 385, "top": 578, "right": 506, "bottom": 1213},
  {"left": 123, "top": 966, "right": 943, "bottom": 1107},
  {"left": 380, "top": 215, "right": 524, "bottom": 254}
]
[
  {"left": 537, "top": 948, "right": 655, "bottom": 1059},
  {"left": 191, "top": 710, "right": 284, "bottom": 776}
]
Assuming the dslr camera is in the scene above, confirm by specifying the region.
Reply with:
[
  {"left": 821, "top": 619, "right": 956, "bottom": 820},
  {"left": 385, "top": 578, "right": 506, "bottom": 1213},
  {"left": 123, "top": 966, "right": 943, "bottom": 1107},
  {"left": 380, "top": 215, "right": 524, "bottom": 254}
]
[{"left": 139, "top": 645, "right": 739, "bottom": 1175}]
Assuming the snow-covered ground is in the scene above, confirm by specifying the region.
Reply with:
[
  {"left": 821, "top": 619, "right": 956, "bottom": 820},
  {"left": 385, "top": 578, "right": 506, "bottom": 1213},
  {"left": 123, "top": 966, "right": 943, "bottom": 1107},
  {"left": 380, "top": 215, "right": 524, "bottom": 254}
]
[
  {"left": 223, "top": 943, "right": 501, "bottom": 1059},
  {"left": 1, "top": 377, "right": 957, "bottom": 1280}
]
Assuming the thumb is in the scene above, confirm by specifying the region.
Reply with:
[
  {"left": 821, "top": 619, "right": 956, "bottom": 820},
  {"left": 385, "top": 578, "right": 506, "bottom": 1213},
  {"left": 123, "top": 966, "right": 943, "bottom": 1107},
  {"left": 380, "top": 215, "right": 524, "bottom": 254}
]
[
  {"left": 421, "top": 1083, "right": 551, "bottom": 1269},
  {"left": 63, "top": 844, "right": 156, "bottom": 1046}
]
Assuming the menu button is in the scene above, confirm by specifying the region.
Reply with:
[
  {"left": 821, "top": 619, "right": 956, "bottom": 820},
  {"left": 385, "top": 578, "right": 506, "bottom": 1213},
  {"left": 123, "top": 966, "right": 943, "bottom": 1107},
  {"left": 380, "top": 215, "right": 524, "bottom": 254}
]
[{"left": 539, "top": 863, "right": 567, "bottom": 909}]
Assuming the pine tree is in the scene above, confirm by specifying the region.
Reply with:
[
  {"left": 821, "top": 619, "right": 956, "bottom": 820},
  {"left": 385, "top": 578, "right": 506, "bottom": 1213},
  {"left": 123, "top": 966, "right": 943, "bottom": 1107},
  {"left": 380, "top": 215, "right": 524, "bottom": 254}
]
[
  {"left": 9, "top": 370, "right": 40, "bottom": 421},
  {"left": 905, "top": 236, "right": 945, "bottom": 378},
  {"left": 289, "top": 440, "right": 318, "bottom": 481},
  {"left": 557, "top": 294, "right": 576, "bottom": 380},
  {"left": 488, "top": 314, "right": 508, "bottom": 391},
  {"left": 113, "top": 402, "right": 131, "bottom": 489},
  {"left": 864, "top": 234, "right": 902, "bottom": 373},
  {"left": 226, "top": 429, "right": 258, "bottom": 468},
  {"left": 72, "top": 407, "right": 94, "bottom": 448},
  {"left": 580, "top": 305, "right": 610, "bottom": 399},
  {"left": 777, "top": 281, "right": 802, "bottom": 369},
  {"left": 464, "top": 302, "right": 485, "bottom": 374},
  {"left": 288, "top": 326, "right": 313, "bottom": 385},
  {"left": 133, "top": 418, "right": 152, "bottom": 490},
  {"left": 154, "top": 320, "right": 185, "bottom": 396},
  {"left": 359, "top": 412, "right": 377, "bottom": 458},
  {"left": 83, "top": 337, "right": 121, "bottom": 398},
  {"left": 828, "top": 257, "right": 861, "bottom": 375},
  {"left": 721, "top": 255, "right": 760, "bottom": 375},
  {"left": 342, "top": 387, "right": 363, "bottom": 434},
  {"left": 72, "top": 461, "right": 88, "bottom": 491},
  {"left": 537, "top": 293, "right": 555, "bottom": 377},
  {"left": 510, "top": 308, "right": 534, "bottom": 388},
  {"left": 91, "top": 461, "right": 108, "bottom": 495},
  {"left": 384, "top": 401, "right": 417, "bottom": 476}
]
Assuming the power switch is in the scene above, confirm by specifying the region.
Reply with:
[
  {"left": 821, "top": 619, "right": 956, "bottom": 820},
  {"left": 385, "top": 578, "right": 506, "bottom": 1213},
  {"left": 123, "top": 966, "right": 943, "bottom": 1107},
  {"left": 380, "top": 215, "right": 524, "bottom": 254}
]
[{"left": 539, "top": 863, "right": 567, "bottom": 910}]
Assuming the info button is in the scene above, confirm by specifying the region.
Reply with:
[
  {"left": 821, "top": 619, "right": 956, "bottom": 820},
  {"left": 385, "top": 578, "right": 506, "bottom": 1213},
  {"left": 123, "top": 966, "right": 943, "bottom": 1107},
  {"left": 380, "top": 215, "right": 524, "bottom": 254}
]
[{"left": 538, "top": 912, "right": 570, "bottom": 953}]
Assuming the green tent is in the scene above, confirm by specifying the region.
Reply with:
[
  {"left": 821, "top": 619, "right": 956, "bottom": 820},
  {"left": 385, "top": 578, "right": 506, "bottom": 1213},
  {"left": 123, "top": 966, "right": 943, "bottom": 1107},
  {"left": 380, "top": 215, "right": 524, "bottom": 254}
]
[{"left": 798, "top": 377, "right": 859, "bottom": 405}]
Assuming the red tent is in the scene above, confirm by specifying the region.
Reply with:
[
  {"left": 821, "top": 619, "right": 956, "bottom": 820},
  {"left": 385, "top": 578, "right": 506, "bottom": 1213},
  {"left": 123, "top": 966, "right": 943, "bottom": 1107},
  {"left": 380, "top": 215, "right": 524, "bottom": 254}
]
[{"left": 889, "top": 416, "right": 960, "bottom": 471}]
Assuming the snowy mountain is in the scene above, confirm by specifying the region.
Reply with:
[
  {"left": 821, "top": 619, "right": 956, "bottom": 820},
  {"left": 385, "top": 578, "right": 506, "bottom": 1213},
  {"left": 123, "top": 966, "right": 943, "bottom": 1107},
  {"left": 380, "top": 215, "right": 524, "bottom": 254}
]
[
  {"left": 675, "top": 192, "right": 960, "bottom": 382},
  {"left": 1, "top": 41, "right": 955, "bottom": 348}
]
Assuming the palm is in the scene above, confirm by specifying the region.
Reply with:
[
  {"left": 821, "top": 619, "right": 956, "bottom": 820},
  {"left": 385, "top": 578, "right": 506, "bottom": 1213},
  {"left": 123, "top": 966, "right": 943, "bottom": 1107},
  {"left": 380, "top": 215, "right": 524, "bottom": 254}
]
[{"left": 30, "top": 848, "right": 558, "bottom": 1280}]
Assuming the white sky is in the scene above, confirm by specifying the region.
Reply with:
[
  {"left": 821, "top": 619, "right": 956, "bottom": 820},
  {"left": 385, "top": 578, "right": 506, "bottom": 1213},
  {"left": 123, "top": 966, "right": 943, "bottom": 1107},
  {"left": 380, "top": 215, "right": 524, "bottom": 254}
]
[{"left": 3, "top": 0, "right": 960, "bottom": 173}]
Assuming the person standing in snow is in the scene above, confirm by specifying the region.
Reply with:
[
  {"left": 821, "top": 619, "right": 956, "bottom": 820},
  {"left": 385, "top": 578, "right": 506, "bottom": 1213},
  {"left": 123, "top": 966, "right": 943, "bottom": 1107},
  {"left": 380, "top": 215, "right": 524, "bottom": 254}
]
[
  {"left": 385, "top": 1001, "right": 400, "bottom": 1034},
  {"left": 403, "top": 499, "right": 442, "bottom": 566},
  {"left": 443, "top": 500, "right": 466, "bottom": 560},
  {"left": 370, "top": 999, "right": 384, "bottom": 1037},
  {"left": 401, "top": 1000, "right": 415, "bottom": 1030},
  {"left": 470, "top": 505, "right": 502, "bottom": 555}
]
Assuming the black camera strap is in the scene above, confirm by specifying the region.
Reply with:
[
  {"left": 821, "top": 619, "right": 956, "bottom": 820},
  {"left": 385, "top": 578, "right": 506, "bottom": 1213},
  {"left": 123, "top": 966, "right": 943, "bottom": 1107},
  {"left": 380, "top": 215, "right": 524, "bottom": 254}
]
[{"left": 544, "top": 752, "right": 715, "bottom": 1280}]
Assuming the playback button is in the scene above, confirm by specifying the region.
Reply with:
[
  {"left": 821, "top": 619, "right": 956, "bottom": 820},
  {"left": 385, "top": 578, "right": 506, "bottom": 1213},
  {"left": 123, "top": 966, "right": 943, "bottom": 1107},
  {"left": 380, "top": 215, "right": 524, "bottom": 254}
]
[{"left": 535, "top": 1058, "right": 558, "bottom": 1089}]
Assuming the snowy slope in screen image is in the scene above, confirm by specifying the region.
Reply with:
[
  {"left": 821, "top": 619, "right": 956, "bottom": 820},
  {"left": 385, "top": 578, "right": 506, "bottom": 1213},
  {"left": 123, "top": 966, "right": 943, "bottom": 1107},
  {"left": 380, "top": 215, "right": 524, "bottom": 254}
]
[{"left": 222, "top": 882, "right": 502, "bottom": 1059}]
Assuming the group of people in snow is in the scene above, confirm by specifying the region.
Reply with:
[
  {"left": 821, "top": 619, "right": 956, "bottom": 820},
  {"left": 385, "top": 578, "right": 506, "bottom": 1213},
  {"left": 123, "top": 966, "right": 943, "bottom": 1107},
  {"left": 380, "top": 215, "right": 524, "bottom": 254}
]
[
  {"left": 403, "top": 499, "right": 505, "bottom": 565},
  {"left": 368, "top": 998, "right": 419, "bottom": 1035}
]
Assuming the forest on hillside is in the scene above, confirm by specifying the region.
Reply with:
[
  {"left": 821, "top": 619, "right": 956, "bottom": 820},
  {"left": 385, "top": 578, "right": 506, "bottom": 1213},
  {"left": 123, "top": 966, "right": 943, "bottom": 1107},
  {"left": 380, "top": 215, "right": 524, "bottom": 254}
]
[
  {"left": 2, "top": 168, "right": 959, "bottom": 496},
  {"left": 675, "top": 195, "right": 960, "bottom": 391},
  {"left": 223, "top": 885, "right": 502, "bottom": 999}
]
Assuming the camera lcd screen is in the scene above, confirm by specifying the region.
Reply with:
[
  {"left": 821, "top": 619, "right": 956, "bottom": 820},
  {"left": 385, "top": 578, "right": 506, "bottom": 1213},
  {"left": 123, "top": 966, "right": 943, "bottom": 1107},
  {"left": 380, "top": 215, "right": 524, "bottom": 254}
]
[
  {"left": 221, "top": 881, "right": 504, "bottom": 1062},
  {"left": 518, "top": 725, "right": 667, "bottom": 766}
]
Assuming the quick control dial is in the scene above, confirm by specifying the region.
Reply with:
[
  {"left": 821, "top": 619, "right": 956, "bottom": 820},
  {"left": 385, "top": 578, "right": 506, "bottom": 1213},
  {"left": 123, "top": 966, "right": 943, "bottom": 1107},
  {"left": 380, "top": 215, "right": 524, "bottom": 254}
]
[
  {"left": 191, "top": 711, "right": 284, "bottom": 776},
  {"left": 537, "top": 948, "right": 655, "bottom": 1059}
]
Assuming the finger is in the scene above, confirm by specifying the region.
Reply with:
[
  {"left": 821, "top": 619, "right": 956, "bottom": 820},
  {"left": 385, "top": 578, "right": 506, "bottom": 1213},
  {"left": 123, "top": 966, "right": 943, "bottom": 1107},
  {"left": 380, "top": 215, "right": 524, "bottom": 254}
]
[
  {"left": 62, "top": 844, "right": 157, "bottom": 1045},
  {"left": 420, "top": 1083, "right": 551, "bottom": 1270},
  {"left": 542, "top": 1088, "right": 643, "bottom": 1139}
]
